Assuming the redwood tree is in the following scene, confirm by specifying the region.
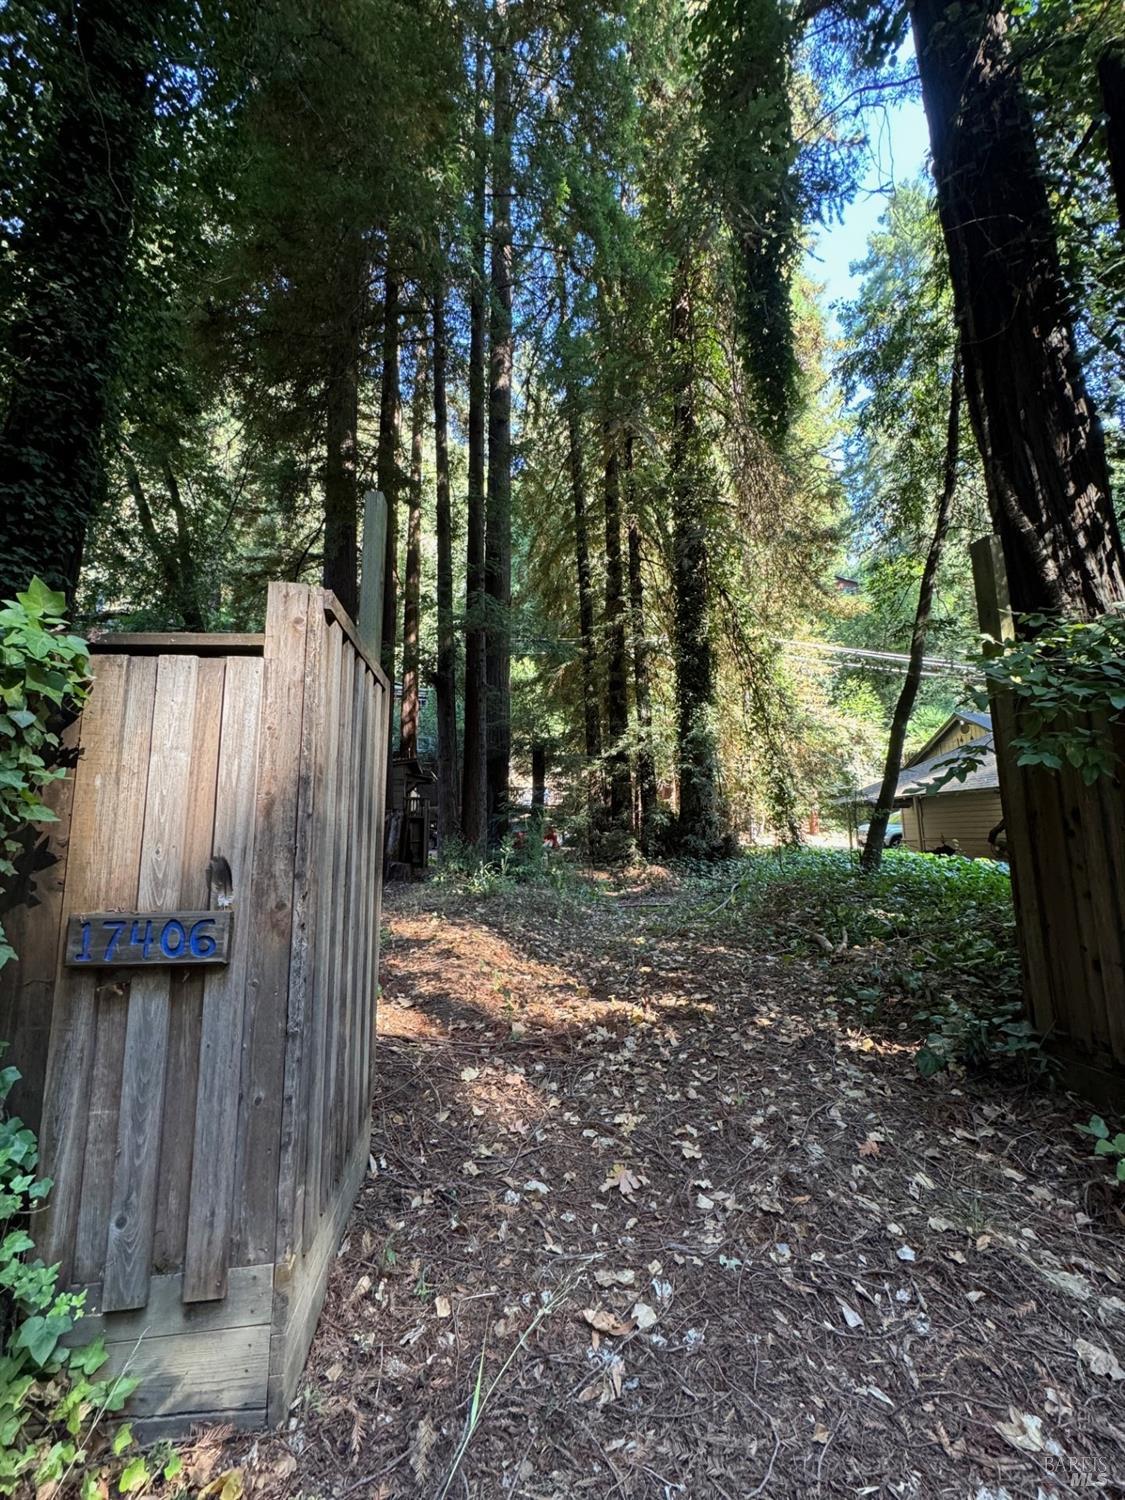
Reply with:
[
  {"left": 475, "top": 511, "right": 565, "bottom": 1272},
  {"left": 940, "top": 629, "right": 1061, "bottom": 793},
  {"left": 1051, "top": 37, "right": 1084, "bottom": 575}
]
[
  {"left": 0, "top": 0, "right": 165, "bottom": 602},
  {"left": 485, "top": 0, "right": 514, "bottom": 845},
  {"left": 911, "top": 0, "right": 1125, "bottom": 620},
  {"left": 377, "top": 265, "right": 403, "bottom": 677},
  {"left": 399, "top": 333, "right": 427, "bottom": 758},
  {"left": 432, "top": 284, "right": 459, "bottom": 840},
  {"left": 461, "top": 42, "right": 489, "bottom": 849}
]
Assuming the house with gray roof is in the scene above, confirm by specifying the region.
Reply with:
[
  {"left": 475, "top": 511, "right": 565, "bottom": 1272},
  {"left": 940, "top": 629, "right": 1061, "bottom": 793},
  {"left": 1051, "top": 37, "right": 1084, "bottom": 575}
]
[{"left": 856, "top": 709, "right": 1003, "bottom": 859}]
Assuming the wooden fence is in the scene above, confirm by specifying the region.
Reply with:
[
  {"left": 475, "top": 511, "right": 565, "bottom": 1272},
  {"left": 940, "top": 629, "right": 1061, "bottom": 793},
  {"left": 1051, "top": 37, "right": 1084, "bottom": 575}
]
[
  {"left": 0, "top": 583, "right": 390, "bottom": 1432},
  {"left": 973, "top": 536, "right": 1125, "bottom": 1092}
]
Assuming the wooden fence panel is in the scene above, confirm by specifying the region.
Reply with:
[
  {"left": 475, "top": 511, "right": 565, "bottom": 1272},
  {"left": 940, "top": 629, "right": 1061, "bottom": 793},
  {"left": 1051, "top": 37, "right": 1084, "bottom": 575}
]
[
  {"left": 300, "top": 619, "right": 344, "bottom": 1252},
  {"left": 183, "top": 655, "right": 263, "bottom": 1302},
  {"left": 102, "top": 654, "right": 201, "bottom": 1311},
  {"left": 1, "top": 582, "right": 390, "bottom": 1430},
  {"left": 154, "top": 658, "right": 225, "bottom": 1273},
  {"left": 233, "top": 585, "right": 310, "bottom": 1268},
  {"left": 974, "top": 535, "right": 1125, "bottom": 1084},
  {"left": 42, "top": 654, "right": 157, "bottom": 1284}
]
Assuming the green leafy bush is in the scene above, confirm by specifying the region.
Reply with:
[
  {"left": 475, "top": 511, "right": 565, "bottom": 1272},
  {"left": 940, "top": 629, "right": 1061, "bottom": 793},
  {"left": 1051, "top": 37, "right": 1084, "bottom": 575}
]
[
  {"left": 1, "top": 577, "right": 90, "bottom": 968},
  {"left": 0, "top": 581, "right": 159, "bottom": 1492},
  {"left": 0, "top": 1060, "right": 138, "bottom": 1496},
  {"left": 976, "top": 610, "right": 1125, "bottom": 784}
]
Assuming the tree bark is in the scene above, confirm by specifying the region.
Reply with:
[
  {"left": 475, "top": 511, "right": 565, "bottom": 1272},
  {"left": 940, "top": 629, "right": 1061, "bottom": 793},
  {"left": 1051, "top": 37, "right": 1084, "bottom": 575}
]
[
  {"left": 531, "top": 744, "right": 547, "bottom": 816},
  {"left": 567, "top": 388, "right": 602, "bottom": 772},
  {"left": 461, "top": 40, "right": 489, "bottom": 850},
  {"left": 625, "top": 431, "right": 658, "bottom": 849},
  {"left": 399, "top": 334, "right": 428, "bottom": 759},
  {"left": 323, "top": 232, "right": 364, "bottom": 618},
  {"left": 432, "top": 283, "right": 459, "bottom": 842},
  {"left": 0, "top": 0, "right": 162, "bottom": 603},
  {"left": 377, "top": 264, "right": 402, "bottom": 678},
  {"left": 485, "top": 0, "right": 514, "bottom": 846},
  {"left": 670, "top": 255, "right": 725, "bottom": 854},
  {"left": 603, "top": 416, "right": 631, "bottom": 825},
  {"left": 861, "top": 356, "right": 962, "bottom": 873},
  {"left": 1099, "top": 45, "right": 1125, "bottom": 235},
  {"left": 911, "top": 0, "right": 1125, "bottom": 620}
]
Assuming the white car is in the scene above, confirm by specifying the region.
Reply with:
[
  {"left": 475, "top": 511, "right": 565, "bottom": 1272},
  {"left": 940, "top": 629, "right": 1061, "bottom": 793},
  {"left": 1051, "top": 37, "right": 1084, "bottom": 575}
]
[{"left": 858, "top": 819, "right": 903, "bottom": 848}]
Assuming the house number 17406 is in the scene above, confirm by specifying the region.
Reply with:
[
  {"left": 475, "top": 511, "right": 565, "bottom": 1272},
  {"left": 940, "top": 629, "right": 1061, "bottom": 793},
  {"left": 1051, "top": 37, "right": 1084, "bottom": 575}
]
[{"left": 64, "top": 910, "right": 233, "bottom": 968}]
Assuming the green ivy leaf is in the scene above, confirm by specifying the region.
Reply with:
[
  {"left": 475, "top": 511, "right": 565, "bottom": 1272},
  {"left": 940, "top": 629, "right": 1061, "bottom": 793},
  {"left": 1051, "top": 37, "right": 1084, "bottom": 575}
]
[{"left": 118, "top": 1455, "right": 151, "bottom": 1493}]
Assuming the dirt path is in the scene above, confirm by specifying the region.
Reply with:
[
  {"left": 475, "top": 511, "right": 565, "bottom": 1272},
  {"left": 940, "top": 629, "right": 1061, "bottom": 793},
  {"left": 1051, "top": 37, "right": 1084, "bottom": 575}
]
[{"left": 214, "top": 877, "right": 1125, "bottom": 1499}]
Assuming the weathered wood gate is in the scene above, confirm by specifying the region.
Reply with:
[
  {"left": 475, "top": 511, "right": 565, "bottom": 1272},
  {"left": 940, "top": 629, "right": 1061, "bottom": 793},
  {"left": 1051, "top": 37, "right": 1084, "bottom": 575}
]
[
  {"left": 974, "top": 536, "right": 1125, "bottom": 1094},
  {"left": 0, "top": 583, "right": 390, "bottom": 1432}
]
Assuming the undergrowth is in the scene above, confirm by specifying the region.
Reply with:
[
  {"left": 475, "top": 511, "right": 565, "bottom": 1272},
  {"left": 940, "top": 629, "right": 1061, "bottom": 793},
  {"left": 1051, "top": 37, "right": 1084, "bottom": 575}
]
[{"left": 677, "top": 847, "right": 1037, "bottom": 1079}]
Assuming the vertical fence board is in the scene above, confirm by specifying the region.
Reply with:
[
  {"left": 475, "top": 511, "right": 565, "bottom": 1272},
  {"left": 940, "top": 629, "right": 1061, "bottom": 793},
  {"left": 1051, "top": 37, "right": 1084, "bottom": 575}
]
[
  {"left": 1094, "top": 727, "right": 1125, "bottom": 1063},
  {"left": 368, "top": 678, "right": 389, "bottom": 1105},
  {"left": 971, "top": 538, "right": 1055, "bottom": 1036},
  {"left": 319, "top": 639, "right": 356, "bottom": 1207},
  {"left": 338, "top": 654, "right": 366, "bottom": 1177},
  {"left": 41, "top": 655, "right": 156, "bottom": 1281},
  {"left": 353, "top": 674, "right": 376, "bottom": 1141},
  {"left": 183, "top": 656, "right": 263, "bottom": 1302},
  {"left": 275, "top": 601, "right": 327, "bottom": 1265},
  {"left": 102, "top": 655, "right": 200, "bottom": 1312},
  {"left": 233, "top": 585, "right": 309, "bottom": 1266},
  {"left": 154, "top": 658, "right": 225, "bottom": 1272},
  {"left": 301, "top": 622, "right": 344, "bottom": 1248}
]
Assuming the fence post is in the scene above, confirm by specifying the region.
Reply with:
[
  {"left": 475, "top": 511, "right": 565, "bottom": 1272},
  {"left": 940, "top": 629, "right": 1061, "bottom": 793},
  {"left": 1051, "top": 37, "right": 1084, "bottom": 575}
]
[{"left": 971, "top": 534, "right": 1058, "bottom": 1039}]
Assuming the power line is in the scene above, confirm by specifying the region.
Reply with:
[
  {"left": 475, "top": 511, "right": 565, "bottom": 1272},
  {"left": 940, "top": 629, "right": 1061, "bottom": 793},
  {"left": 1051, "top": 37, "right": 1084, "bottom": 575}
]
[{"left": 776, "top": 638, "right": 978, "bottom": 677}]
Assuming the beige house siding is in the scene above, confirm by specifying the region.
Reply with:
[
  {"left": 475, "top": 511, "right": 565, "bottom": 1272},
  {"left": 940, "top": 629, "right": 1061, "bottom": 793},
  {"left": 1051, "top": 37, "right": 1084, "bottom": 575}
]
[
  {"left": 902, "top": 789, "right": 1004, "bottom": 859},
  {"left": 914, "top": 718, "right": 984, "bottom": 762}
]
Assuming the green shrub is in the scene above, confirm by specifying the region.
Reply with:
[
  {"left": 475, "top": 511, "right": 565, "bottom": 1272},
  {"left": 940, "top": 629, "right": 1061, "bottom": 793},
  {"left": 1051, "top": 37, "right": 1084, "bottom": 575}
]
[
  {"left": 0, "top": 1059, "right": 140, "bottom": 1496},
  {"left": 1, "top": 578, "right": 91, "bottom": 969},
  {"left": 0, "top": 581, "right": 159, "bottom": 1492},
  {"left": 679, "top": 847, "right": 1034, "bottom": 1077}
]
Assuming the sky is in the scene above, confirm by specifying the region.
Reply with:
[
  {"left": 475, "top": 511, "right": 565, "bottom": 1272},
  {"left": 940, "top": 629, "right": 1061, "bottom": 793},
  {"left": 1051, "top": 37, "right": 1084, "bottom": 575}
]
[{"left": 804, "top": 87, "right": 932, "bottom": 321}]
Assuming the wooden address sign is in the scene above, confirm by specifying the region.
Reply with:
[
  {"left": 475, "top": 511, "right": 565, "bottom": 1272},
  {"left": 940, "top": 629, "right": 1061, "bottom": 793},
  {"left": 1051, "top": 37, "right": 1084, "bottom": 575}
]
[{"left": 65, "top": 910, "right": 232, "bottom": 968}]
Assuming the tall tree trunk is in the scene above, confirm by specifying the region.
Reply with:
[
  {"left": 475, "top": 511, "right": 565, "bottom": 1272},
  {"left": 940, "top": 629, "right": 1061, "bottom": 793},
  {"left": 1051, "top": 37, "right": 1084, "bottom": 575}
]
[
  {"left": 399, "top": 335, "right": 428, "bottom": 759},
  {"left": 432, "top": 283, "right": 459, "bottom": 842},
  {"left": 670, "top": 256, "right": 725, "bottom": 854},
  {"left": 625, "top": 431, "right": 657, "bottom": 849},
  {"left": 377, "top": 264, "right": 402, "bottom": 678},
  {"left": 861, "top": 356, "right": 962, "bottom": 873},
  {"left": 556, "top": 257, "right": 602, "bottom": 814},
  {"left": 603, "top": 416, "right": 631, "bottom": 825},
  {"left": 0, "top": 0, "right": 162, "bottom": 603},
  {"left": 911, "top": 0, "right": 1125, "bottom": 620},
  {"left": 1099, "top": 45, "right": 1125, "bottom": 235},
  {"left": 485, "top": 0, "right": 514, "bottom": 846},
  {"left": 567, "top": 389, "right": 602, "bottom": 774},
  {"left": 461, "top": 40, "right": 489, "bottom": 849},
  {"left": 323, "top": 232, "right": 364, "bottom": 618},
  {"left": 531, "top": 744, "right": 546, "bottom": 816}
]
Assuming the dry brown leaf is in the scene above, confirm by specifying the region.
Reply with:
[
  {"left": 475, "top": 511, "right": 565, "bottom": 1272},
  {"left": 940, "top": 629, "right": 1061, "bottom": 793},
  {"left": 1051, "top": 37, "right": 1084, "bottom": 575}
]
[
  {"left": 1075, "top": 1337, "right": 1125, "bottom": 1380},
  {"left": 581, "top": 1306, "right": 634, "bottom": 1337},
  {"left": 600, "top": 1163, "right": 644, "bottom": 1196}
]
